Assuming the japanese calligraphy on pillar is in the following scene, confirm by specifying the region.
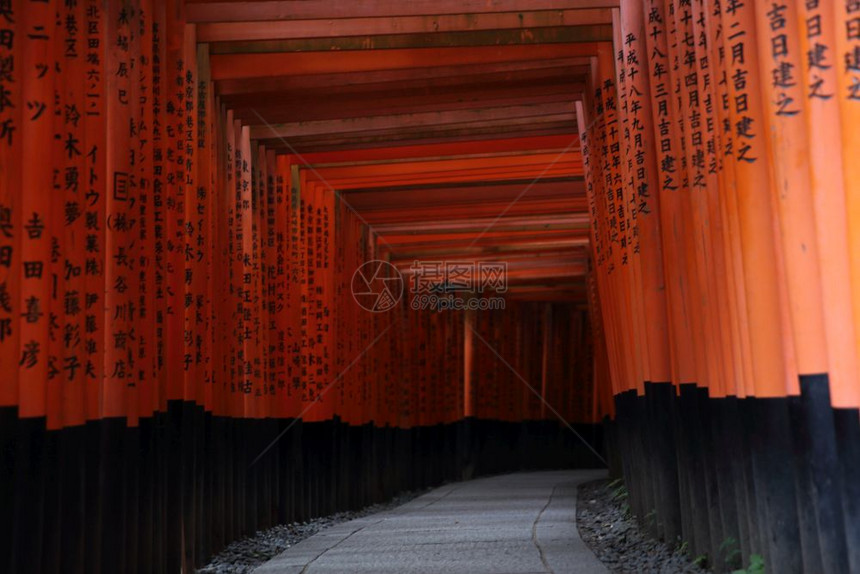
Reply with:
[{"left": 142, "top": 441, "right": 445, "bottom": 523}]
[
  {"left": 287, "top": 163, "right": 301, "bottom": 409},
  {"left": 247, "top": 142, "right": 262, "bottom": 410},
  {"left": 263, "top": 150, "right": 282, "bottom": 409},
  {"left": 724, "top": 1, "right": 760, "bottom": 163},
  {"left": 195, "top": 44, "right": 212, "bottom": 405},
  {"left": 318, "top": 184, "right": 334, "bottom": 417},
  {"left": 674, "top": 0, "right": 707, "bottom": 189},
  {"left": 45, "top": 0, "right": 64, "bottom": 428},
  {"left": 620, "top": 1, "right": 672, "bottom": 385},
  {"left": 126, "top": 1, "right": 143, "bottom": 426},
  {"left": 621, "top": 9, "right": 650, "bottom": 221},
  {"left": 838, "top": 0, "right": 860, "bottom": 101},
  {"left": 595, "top": 51, "right": 621, "bottom": 274},
  {"left": 234, "top": 123, "right": 246, "bottom": 411},
  {"left": 761, "top": 3, "right": 801, "bottom": 116},
  {"left": 719, "top": 0, "right": 790, "bottom": 397},
  {"left": 180, "top": 30, "right": 199, "bottom": 402},
  {"left": 58, "top": 0, "right": 86, "bottom": 426},
  {"left": 19, "top": 0, "right": 55, "bottom": 418},
  {"left": 646, "top": 1, "right": 682, "bottom": 195},
  {"left": 137, "top": 0, "right": 156, "bottom": 417},
  {"left": 83, "top": 0, "right": 105, "bottom": 418},
  {"left": 180, "top": 28, "right": 197, "bottom": 402},
  {"left": 802, "top": 0, "right": 860, "bottom": 409},
  {"left": 225, "top": 112, "right": 241, "bottom": 409},
  {"left": 605, "top": 53, "right": 625, "bottom": 271},
  {"left": 0, "top": 0, "right": 18, "bottom": 153},
  {"left": 271, "top": 155, "right": 286, "bottom": 403},
  {"left": 755, "top": 2, "right": 828, "bottom": 386},
  {"left": 238, "top": 124, "right": 254, "bottom": 406},
  {"left": 163, "top": 8, "right": 184, "bottom": 401},
  {"left": 0, "top": 0, "right": 20, "bottom": 409},
  {"left": 151, "top": 0, "right": 166, "bottom": 409},
  {"left": 103, "top": 0, "right": 136, "bottom": 419},
  {"left": 300, "top": 176, "right": 313, "bottom": 406}
]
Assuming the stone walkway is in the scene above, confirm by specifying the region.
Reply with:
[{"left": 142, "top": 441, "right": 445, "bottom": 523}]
[{"left": 255, "top": 470, "right": 608, "bottom": 574}]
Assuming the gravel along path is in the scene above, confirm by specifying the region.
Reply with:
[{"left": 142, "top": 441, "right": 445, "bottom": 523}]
[
  {"left": 577, "top": 479, "right": 708, "bottom": 574},
  {"left": 197, "top": 489, "right": 430, "bottom": 574}
]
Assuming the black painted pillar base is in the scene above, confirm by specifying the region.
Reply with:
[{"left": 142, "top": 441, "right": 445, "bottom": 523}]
[
  {"left": 0, "top": 411, "right": 600, "bottom": 573},
  {"left": 613, "top": 378, "right": 856, "bottom": 574}
]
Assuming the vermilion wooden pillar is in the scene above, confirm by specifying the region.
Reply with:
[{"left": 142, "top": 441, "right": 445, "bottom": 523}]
[
  {"left": 200, "top": 45, "right": 218, "bottom": 413},
  {"left": 576, "top": 101, "right": 618, "bottom": 405},
  {"left": 641, "top": 0, "right": 697, "bottom": 388},
  {"left": 138, "top": 0, "right": 157, "bottom": 421},
  {"left": 59, "top": 0, "right": 87, "bottom": 428},
  {"left": 705, "top": 0, "right": 754, "bottom": 399},
  {"left": 164, "top": 0, "right": 184, "bottom": 406},
  {"left": 797, "top": 0, "right": 860, "bottom": 407},
  {"left": 152, "top": 0, "right": 169, "bottom": 416},
  {"left": 665, "top": 0, "right": 716, "bottom": 393},
  {"left": 225, "top": 110, "right": 241, "bottom": 417},
  {"left": 584, "top": 51, "right": 626, "bottom": 399},
  {"left": 237, "top": 121, "right": 255, "bottom": 415},
  {"left": 0, "top": 0, "right": 21, "bottom": 415},
  {"left": 463, "top": 309, "right": 475, "bottom": 418},
  {"left": 19, "top": 0, "right": 53, "bottom": 421},
  {"left": 611, "top": 9, "right": 649, "bottom": 394},
  {"left": 837, "top": 0, "right": 860, "bottom": 413},
  {"left": 617, "top": 1, "right": 672, "bottom": 388},
  {"left": 719, "top": 1, "right": 790, "bottom": 399},
  {"left": 691, "top": 0, "right": 736, "bottom": 399},
  {"left": 754, "top": 0, "right": 830, "bottom": 388}
]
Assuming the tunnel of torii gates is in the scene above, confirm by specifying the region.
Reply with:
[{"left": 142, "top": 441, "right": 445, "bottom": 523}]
[{"left": 1, "top": 0, "right": 860, "bottom": 573}]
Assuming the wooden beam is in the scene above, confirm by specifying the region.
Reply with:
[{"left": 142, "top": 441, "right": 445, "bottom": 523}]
[
  {"left": 260, "top": 124, "right": 579, "bottom": 153},
  {"left": 231, "top": 82, "right": 584, "bottom": 124},
  {"left": 306, "top": 147, "right": 581, "bottom": 168},
  {"left": 506, "top": 284, "right": 588, "bottom": 292},
  {"left": 376, "top": 226, "right": 589, "bottom": 242},
  {"left": 210, "top": 43, "right": 606, "bottom": 80},
  {"left": 356, "top": 199, "right": 589, "bottom": 224},
  {"left": 207, "top": 26, "right": 612, "bottom": 54},
  {"left": 343, "top": 175, "right": 583, "bottom": 190},
  {"left": 214, "top": 57, "right": 589, "bottom": 95},
  {"left": 197, "top": 10, "right": 613, "bottom": 42},
  {"left": 319, "top": 164, "right": 583, "bottom": 189},
  {"left": 297, "top": 135, "right": 580, "bottom": 164},
  {"left": 343, "top": 180, "right": 585, "bottom": 209},
  {"left": 222, "top": 65, "right": 585, "bottom": 106},
  {"left": 377, "top": 240, "right": 588, "bottom": 259},
  {"left": 186, "top": 1, "right": 622, "bottom": 23},
  {"left": 249, "top": 102, "right": 576, "bottom": 139},
  {"left": 308, "top": 152, "right": 582, "bottom": 182},
  {"left": 371, "top": 214, "right": 588, "bottom": 234},
  {"left": 220, "top": 66, "right": 586, "bottom": 107},
  {"left": 381, "top": 242, "right": 587, "bottom": 257}
]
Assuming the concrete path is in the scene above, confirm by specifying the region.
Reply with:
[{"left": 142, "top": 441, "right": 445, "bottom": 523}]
[{"left": 255, "top": 470, "right": 608, "bottom": 574}]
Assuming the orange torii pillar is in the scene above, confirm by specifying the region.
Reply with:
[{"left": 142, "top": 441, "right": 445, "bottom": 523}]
[{"left": 581, "top": 1, "right": 860, "bottom": 572}]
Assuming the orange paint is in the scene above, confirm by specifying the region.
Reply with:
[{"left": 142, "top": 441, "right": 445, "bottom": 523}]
[
  {"left": 754, "top": 0, "right": 829, "bottom": 383},
  {"left": 719, "top": 1, "right": 790, "bottom": 397},
  {"left": 619, "top": 0, "right": 672, "bottom": 385},
  {"left": 19, "top": 0, "right": 55, "bottom": 419},
  {"left": 836, "top": 0, "right": 860, "bottom": 409}
]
